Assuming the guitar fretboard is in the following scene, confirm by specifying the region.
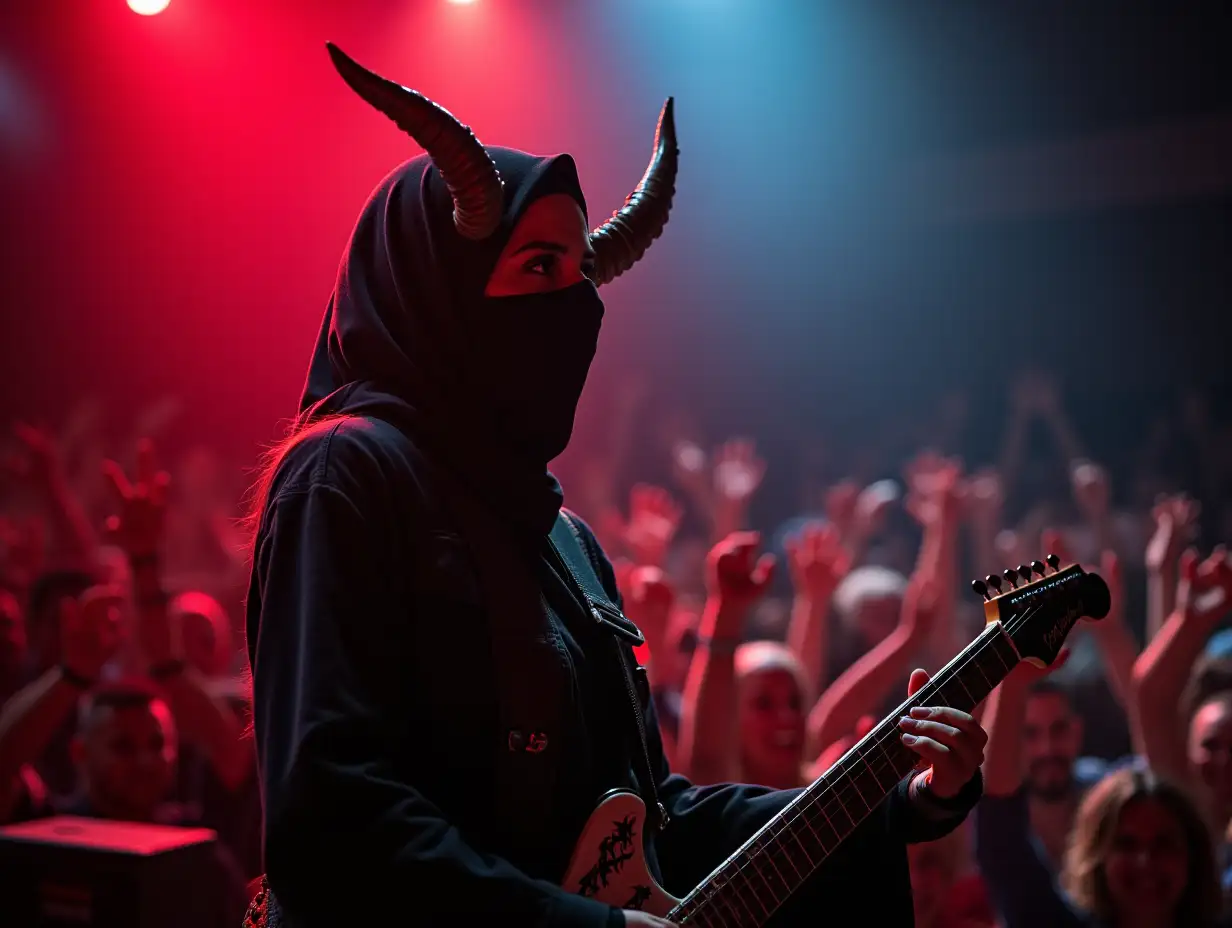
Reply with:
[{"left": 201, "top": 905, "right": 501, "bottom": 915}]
[{"left": 669, "top": 622, "right": 1019, "bottom": 927}]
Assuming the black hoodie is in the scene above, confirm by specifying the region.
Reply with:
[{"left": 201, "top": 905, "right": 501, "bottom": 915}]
[{"left": 247, "top": 150, "right": 977, "bottom": 927}]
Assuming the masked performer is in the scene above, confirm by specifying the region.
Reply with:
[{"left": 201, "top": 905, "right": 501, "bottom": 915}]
[{"left": 243, "top": 44, "right": 986, "bottom": 928}]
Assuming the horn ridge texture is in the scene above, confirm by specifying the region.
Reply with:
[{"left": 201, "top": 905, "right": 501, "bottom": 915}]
[
  {"left": 590, "top": 98, "right": 678, "bottom": 286},
  {"left": 326, "top": 42, "right": 503, "bottom": 240}
]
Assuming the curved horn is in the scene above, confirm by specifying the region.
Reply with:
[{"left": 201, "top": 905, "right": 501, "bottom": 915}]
[
  {"left": 326, "top": 42, "right": 503, "bottom": 241},
  {"left": 590, "top": 98, "right": 678, "bottom": 287}
]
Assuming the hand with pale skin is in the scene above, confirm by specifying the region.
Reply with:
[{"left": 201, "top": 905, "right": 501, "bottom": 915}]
[
  {"left": 1176, "top": 546, "right": 1232, "bottom": 625},
  {"left": 623, "top": 912, "right": 677, "bottom": 927},
  {"left": 102, "top": 439, "right": 170, "bottom": 560},
  {"left": 824, "top": 480, "right": 860, "bottom": 542},
  {"left": 785, "top": 522, "right": 851, "bottom": 605},
  {"left": 712, "top": 440, "right": 765, "bottom": 508},
  {"left": 1070, "top": 459, "right": 1111, "bottom": 523},
  {"left": 1145, "top": 495, "right": 1200, "bottom": 574},
  {"left": 620, "top": 484, "right": 684, "bottom": 569},
  {"left": 622, "top": 565, "right": 676, "bottom": 661},
  {"left": 900, "top": 668, "right": 990, "bottom": 799},
  {"left": 904, "top": 452, "right": 966, "bottom": 530},
  {"left": 965, "top": 468, "right": 1004, "bottom": 531},
  {"left": 670, "top": 439, "right": 710, "bottom": 504},
  {"left": 707, "top": 532, "right": 776, "bottom": 617},
  {"left": 851, "top": 481, "right": 897, "bottom": 542}
]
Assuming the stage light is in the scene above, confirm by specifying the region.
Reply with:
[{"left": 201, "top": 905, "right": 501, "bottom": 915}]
[
  {"left": 128, "top": 0, "right": 170, "bottom": 15},
  {"left": 447, "top": 0, "right": 479, "bottom": 5}
]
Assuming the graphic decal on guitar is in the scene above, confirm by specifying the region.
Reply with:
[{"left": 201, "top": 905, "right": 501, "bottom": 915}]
[
  {"left": 622, "top": 885, "right": 653, "bottom": 910},
  {"left": 576, "top": 815, "right": 639, "bottom": 898}
]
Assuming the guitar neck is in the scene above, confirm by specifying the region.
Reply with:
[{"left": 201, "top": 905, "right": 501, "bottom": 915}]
[{"left": 669, "top": 622, "right": 1020, "bottom": 927}]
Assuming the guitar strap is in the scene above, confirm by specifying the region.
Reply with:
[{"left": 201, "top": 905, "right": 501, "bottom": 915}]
[{"left": 549, "top": 512, "right": 670, "bottom": 835}]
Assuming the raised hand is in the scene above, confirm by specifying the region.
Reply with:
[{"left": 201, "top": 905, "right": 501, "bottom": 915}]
[
  {"left": 1011, "top": 369, "right": 1061, "bottom": 418},
  {"left": 670, "top": 439, "right": 710, "bottom": 502},
  {"left": 785, "top": 522, "right": 851, "bottom": 603},
  {"left": 824, "top": 480, "right": 860, "bottom": 540},
  {"left": 706, "top": 532, "right": 775, "bottom": 613},
  {"left": 1145, "top": 494, "right": 1200, "bottom": 574},
  {"left": 1176, "top": 546, "right": 1232, "bottom": 625},
  {"left": 712, "top": 439, "right": 765, "bottom": 508},
  {"left": 622, "top": 485, "right": 683, "bottom": 569},
  {"left": 852, "top": 480, "right": 898, "bottom": 542},
  {"left": 60, "top": 585, "right": 126, "bottom": 681},
  {"left": 900, "top": 668, "right": 989, "bottom": 799},
  {"left": 1070, "top": 459, "right": 1111, "bottom": 521},
  {"left": 965, "top": 467, "right": 1004, "bottom": 529},
  {"left": 102, "top": 439, "right": 170, "bottom": 559},
  {"left": 904, "top": 452, "right": 965, "bottom": 529},
  {"left": 622, "top": 565, "right": 676, "bottom": 655}
]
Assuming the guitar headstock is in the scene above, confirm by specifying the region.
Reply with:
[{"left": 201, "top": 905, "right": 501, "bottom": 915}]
[{"left": 971, "top": 554, "right": 1111, "bottom": 668}]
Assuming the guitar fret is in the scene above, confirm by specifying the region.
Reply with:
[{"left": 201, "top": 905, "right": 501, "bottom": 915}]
[
  {"left": 728, "top": 860, "right": 771, "bottom": 921},
  {"left": 766, "top": 819, "right": 808, "bottom": 881},
  {"left": 732, "top": 858, "right": 774, "bottom": 919},
  {"left": 797, "top": 798, "right": 841, "bottom": 853},
  {"left": 751, "top": 836, "right": 790, "bottom": 899},
  {"left": 707, "top": 878, "right": 739, "bottom": 928},
  {"left": 781, "top": 814, "right": 819, "bottom": 868}
]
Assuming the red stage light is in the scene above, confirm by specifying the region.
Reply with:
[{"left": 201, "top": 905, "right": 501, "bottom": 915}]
[{"left": 128, "top": 0, "right": 170, "bottom": 15}]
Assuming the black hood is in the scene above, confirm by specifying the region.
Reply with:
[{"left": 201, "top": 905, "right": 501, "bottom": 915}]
[{"left": 298, "top": 148, "right": 591, "bottom": 536}]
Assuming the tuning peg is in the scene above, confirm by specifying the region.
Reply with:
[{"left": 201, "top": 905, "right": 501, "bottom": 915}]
[
  {"left": 986, "top": 574, "right": 1002, "bottom": 593},
  {"left": 1003, "top": 568, "right": 1019, "bottom": 589},
  {"left": 1018, "top": 564, "right": 1034, "bottom": 580},
  {"left": 1045, "top": 553, "right": 1060, "bottom": 572},
  {"left": 971, "top": 578, "right": 989, "bottom": 600},
  {"left": 1031, "top": 560, "right": 1046, "bottom": 577}
]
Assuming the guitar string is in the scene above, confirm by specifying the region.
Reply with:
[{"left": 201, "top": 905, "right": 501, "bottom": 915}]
[{"left": 678, "top": 597, "right": 1053, "bottom": 925}]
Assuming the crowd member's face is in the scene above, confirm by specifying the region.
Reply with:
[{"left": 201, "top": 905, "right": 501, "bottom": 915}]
[
  {"left": 0, "top": 591, "right": 27, "bottom": 683},
  {"left": 483, "top": 194, "right": 593, "bottom": 297},
  {"left": 908, "top": 841, "right": 955, "bottom": 928},
  {"left": 1187, "top": 697, "right": 1232, "bottom": 819},
  {"left": 853, "top": 593, "right": 900, "bottom": 649},
  {"left": 1022, "top": 690, "right": 1082, "bottom": 801},
  {"left": 739, "top": 668, "right": 805, "bottom": 786},
  {"left": 75, "top": 700, "right": 176, "bottom": 822},
  {"left": 179, "top": 608, "right": 231, "bottom": 678},
  {"left": 1101, "top": 798, "right": 1189, "bottom": 923}
]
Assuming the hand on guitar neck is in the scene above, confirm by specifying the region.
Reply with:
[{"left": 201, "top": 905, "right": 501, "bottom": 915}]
[{"left": 624, "top": 912, "right": 678, "bottom": 927}]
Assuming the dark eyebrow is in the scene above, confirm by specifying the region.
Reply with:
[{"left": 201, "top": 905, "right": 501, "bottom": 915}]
[{"left": 511, "top": 240, "right": 568, "bottom": 256}]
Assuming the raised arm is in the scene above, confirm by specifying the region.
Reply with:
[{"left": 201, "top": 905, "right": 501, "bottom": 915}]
[
  {"left": 677, "top": 533, "right": 773, "bottom": 784},
  {"left": 1130, "top": 548, "right": 1232, "bottom": 785}
]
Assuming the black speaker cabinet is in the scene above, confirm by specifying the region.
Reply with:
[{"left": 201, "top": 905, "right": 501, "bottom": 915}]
[{"left": 0, "top": 815, "right": 223, "bottom": 928}]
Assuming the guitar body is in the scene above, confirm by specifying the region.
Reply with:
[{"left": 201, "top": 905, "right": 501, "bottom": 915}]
[{"left": 560, "top": 790, "right": 679, "bottom": 916}]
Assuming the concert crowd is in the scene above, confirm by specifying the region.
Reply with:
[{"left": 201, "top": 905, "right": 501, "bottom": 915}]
[{"left": 1, "top": 372, "right": 1230, "bottom": 927}]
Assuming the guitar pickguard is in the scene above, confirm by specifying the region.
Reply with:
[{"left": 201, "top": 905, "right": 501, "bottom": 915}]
[{"left": 560, "top": 791, "right": 679, "bottom": 917}]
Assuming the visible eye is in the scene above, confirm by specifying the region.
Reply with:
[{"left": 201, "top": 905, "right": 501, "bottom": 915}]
[{"left": 523, "top": 253, "right": 558, "bottom": 276}]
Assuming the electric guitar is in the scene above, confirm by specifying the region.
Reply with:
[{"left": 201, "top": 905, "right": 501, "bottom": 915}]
[{"left": 559, "top": 555, "right": 1110, "bottom": 924}]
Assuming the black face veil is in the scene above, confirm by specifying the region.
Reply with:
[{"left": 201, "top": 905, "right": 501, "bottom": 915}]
[{"left": 299, "top": 44, "right": 678, "bottom": 536}]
